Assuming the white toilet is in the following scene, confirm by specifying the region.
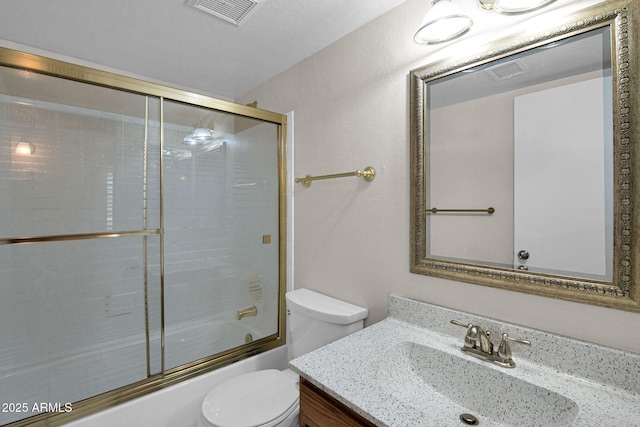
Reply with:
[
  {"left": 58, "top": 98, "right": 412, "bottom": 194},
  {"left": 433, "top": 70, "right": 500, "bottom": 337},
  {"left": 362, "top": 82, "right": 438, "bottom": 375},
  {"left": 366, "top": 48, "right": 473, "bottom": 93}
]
[{"left": 198, "top": 288, "right": 368, "bottom": 427}]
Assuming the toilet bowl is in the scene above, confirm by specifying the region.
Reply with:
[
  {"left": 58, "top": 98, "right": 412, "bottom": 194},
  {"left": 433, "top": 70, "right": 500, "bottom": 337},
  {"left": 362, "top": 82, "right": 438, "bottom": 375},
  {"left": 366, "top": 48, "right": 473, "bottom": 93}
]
[
  {"left": 198, "top": 289, "right": 368, "bottom": 427},
  {"left": 199, "top": 369, "right": 299, "bottom": 427}
]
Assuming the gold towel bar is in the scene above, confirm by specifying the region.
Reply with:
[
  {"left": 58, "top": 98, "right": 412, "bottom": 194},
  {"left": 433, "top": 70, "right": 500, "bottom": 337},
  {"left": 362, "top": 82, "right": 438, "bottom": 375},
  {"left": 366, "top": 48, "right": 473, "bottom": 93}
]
[
  {"left": 295, "top": 166, "right": 376, "bottom": 187},
  {"left": 429, "top": 207, "right": 495, "bottom": 214}
]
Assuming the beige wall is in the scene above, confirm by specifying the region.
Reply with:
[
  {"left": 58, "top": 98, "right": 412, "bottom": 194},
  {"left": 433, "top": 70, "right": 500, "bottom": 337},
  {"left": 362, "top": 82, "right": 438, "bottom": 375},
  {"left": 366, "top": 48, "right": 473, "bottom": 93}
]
[
  {"left": 237, "top": 0, "right": 640, "bottom": 354},
  {"left": 429, "top": 94, "right": 514, "bottom": 266}
]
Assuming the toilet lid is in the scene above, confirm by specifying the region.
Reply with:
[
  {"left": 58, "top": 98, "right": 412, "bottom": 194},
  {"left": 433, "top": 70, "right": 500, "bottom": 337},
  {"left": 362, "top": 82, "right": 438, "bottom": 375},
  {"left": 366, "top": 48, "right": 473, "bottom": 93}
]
[{"left": 201, "top": 369, "right": 299, "bottom": 427}]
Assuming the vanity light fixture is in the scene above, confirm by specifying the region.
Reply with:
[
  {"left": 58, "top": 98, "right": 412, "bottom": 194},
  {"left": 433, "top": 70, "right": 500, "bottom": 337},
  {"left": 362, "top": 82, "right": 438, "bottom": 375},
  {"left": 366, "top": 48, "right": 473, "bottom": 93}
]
[
  {"left": 478, "top": 0, "right": 557, "bottom": 14},
  {"left": 414, "top": 0, "right": 473, "bottom": 45},
  {"left": 415, "top": 0, "right": 557, "bottom": 45},
  {"left": 15, "top": 141, "right": 35, "bottom": 155}
]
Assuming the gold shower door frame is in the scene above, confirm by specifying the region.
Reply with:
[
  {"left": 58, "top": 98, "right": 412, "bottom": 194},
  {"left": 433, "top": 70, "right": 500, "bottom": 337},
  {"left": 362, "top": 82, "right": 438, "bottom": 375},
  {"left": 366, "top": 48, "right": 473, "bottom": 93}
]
[{"left": 0, "top": 47, "right": 287, "bottom": 427}]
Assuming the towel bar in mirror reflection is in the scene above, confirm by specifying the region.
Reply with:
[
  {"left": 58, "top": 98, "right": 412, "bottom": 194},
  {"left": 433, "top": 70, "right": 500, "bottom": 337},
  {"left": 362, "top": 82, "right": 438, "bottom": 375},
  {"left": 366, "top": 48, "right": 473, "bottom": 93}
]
[{"left": 428, "top": 207, "right": 495, "bottom": 214}]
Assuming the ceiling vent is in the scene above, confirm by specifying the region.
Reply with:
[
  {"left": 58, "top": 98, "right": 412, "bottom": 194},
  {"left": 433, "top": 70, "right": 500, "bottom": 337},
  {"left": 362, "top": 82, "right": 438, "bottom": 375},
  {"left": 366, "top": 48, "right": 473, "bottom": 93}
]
[
  {"left": 484, "top": 59, "right": 530, "bottom": 81},
  {"left": 185, "top": 0, "right": 261, "bottom": 26}
]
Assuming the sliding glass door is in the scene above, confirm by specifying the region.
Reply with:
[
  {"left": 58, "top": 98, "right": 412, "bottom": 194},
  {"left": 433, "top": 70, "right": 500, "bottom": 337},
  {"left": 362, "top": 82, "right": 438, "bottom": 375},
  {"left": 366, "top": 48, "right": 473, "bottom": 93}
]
[
  {"left": 162, "top": 100, "right": 281, "bottom": 370},
  {"left": 0, "top": 50, "right": 286, "bottom": 426}
]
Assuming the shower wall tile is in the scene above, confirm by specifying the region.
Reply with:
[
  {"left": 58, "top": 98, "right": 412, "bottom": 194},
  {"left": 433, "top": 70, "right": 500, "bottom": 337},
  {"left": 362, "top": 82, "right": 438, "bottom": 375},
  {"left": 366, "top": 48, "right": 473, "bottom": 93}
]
[
  {"left": 123, "top": 120, "right": 144, "bottom": 141},
  {"left": 0, "top": 95, "right": 150, "bottom": 237},
  {"left": 0, "top": 362, "right": 49, "bottom": 425},
  {"left": 34, "top": 105, "right": 57, "bottom": 129},
  {"left": 9, "top": 103, "right": 35, "bottom": 127},
  {"left": 58, "top": 110, "right": 83, "bottom": 133},
  {"left": 82, "top": 114, "right": 105, "bottom": 134}
]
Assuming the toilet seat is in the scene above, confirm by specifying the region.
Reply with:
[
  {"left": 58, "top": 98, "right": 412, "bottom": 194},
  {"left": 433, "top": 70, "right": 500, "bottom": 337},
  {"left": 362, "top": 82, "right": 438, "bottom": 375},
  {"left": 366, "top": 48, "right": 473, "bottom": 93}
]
[{"left": 201, "top": 369, "right": 299, "bottom": 427}]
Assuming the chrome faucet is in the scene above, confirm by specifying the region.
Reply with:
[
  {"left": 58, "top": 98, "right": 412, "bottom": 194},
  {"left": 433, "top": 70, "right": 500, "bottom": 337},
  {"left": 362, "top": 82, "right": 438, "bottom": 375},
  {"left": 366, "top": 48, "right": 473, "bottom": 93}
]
[
  {"left": 236, "top": 306, "right": 257, "bottom": 320},
  {"left": 450, "top": 320, "right": 531, "bottom": 368}
]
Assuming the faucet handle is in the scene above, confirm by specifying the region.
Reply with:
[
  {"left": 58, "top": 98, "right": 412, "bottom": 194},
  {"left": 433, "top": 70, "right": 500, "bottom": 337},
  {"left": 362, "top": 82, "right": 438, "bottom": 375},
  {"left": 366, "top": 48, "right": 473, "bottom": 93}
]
[
  {"left": 497, "top": 333, "right": 531, "bottom": 359},
  {"left": 450, "top": 320, "right": 475, "bottom": 348},
  {"left": 450, "top": 319, "right": 471, "bottom": 328},
  {"left": 451, "top": 320, "right": 491, "bottom": 352}
]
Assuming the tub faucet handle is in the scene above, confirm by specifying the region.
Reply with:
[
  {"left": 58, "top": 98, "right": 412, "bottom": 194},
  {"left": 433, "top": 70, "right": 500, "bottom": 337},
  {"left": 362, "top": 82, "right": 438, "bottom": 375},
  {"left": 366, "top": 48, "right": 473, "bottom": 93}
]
[{"left": 236, "top": 306, "right": 257, "bottom": 320}]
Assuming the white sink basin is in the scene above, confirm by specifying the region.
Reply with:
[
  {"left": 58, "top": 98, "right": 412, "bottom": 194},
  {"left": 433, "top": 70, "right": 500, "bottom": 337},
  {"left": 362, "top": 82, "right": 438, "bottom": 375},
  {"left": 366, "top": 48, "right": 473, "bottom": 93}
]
[{"left": 369, "top": 342, "right": 579, "bottom": 427}]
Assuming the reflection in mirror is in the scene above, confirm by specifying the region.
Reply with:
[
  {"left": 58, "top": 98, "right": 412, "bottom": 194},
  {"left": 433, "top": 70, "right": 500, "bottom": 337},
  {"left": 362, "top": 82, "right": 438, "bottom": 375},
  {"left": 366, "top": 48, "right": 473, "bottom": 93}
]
[
  {"left": 427, "top": 26, "right": 612, "bottom": 282},
  {"left": 410, "top": 0, "right": 640, "bottom": 312}
]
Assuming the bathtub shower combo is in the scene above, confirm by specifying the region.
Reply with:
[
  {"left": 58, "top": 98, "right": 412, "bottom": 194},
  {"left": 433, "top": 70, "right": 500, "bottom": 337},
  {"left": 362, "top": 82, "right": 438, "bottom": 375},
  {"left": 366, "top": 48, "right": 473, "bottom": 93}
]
[{"left": 0, "top": 49, "right": 287, "bottom": 426}]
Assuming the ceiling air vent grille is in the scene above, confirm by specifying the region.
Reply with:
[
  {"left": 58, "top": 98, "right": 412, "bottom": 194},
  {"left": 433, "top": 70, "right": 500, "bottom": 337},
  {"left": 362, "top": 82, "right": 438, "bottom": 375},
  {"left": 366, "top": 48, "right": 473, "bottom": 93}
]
[
  {"left": 185, "top": 0, "right": 259, "bottom": 26},
  {"left": 484, "top": 59, "right": 529, "bottom": 81}
]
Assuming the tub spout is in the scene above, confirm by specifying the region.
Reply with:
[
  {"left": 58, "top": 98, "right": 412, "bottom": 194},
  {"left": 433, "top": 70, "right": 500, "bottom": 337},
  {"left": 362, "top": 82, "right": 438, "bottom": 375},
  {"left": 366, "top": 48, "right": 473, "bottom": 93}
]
[{"left": 236, "top": 306, "right": 257, "bottom": 320}]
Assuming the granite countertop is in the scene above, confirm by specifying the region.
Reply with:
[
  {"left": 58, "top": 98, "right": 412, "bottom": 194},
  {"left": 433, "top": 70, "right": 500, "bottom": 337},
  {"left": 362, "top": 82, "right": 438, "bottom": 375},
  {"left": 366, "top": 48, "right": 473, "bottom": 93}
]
[{"left": 289, "top": 294, "right": 640, "bottom": 427}]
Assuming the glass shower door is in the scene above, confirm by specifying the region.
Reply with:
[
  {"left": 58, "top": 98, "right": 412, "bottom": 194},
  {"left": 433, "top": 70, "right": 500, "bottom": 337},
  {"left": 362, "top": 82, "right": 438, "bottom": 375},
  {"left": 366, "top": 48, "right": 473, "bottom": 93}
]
[
  {"left": 0, "top": 51, "right": 286, "bottom": 426},
  {"left": 162, "top": 101, "right": 281, "bottom": 369},
  {"left": 0, "top": 66, "right": 162, "bottom": 425}
]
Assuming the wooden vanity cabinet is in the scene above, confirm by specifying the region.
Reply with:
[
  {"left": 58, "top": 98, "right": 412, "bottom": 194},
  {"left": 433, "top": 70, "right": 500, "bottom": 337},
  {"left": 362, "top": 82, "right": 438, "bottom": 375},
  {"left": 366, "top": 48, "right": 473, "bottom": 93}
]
[{"left": 299, "top": 378, "right": 376, "bottom": 427}]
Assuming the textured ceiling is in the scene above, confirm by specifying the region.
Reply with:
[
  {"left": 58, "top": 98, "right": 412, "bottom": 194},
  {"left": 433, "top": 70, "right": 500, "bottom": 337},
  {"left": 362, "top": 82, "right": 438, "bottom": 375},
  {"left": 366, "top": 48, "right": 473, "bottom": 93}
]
[{"left": 0, "top": 0, "right": 409, "bottom": 100}]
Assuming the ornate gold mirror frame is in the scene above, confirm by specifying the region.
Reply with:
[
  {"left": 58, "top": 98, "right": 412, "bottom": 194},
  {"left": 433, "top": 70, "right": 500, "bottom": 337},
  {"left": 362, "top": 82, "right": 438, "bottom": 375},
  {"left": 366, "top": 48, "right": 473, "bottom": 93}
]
[{"left": 410, "top": 0, "right": 640, "bottom": 312}]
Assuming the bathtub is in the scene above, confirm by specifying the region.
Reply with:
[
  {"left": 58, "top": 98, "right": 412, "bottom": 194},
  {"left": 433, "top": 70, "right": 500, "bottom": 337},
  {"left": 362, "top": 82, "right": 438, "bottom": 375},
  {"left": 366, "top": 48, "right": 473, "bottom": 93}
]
[
  {"left": 64, "top": 345, "right": 288, "bottom": 427},
  {"left": 1, "top": 319, "right": 283, "bottom": 426},
  {"left": 159, "top": 319, "right": 267, "bottom": 370}
]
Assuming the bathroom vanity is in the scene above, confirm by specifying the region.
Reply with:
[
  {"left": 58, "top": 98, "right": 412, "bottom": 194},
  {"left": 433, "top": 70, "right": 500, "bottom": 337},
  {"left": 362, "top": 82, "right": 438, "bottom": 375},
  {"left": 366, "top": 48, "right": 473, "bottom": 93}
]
[
  {"left": 290, "top": 295, "right": 640, "bottom": 426},
  {"left": 299, "top": 378, "right": 374, "bottom": 427}
]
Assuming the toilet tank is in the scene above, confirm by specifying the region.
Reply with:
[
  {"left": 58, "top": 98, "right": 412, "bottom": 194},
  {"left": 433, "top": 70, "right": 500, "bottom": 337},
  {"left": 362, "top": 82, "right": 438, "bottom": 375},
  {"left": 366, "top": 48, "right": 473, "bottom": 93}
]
[{"left": 286, "top": 289, "right": 368, "bottom": 360}]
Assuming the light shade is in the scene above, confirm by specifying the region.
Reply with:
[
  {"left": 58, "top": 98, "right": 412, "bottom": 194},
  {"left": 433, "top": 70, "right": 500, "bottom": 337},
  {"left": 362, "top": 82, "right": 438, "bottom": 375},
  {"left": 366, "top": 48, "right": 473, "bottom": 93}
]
[
  {"left": 182, "top": 133, "right": 196, "bottom": 145},
  {"left": 191, "top": 128, "right": 214, "bottom": 142},
  {"left": 182, "top": 128, "right": 214, "bottom": 146},
  {"left": 414, "top": 0, "right": 473, "bottom": 45},
  {"left": 15, "top": 141, "right": 35, "bottom": 155},
  {"left": 480, "top": 0, "right": 557, "bottom": 14}
]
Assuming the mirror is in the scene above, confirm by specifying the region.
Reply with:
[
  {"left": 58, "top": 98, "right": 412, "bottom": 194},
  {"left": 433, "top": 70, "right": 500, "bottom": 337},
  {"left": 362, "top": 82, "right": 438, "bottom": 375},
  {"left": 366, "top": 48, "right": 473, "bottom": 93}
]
[{"left": 410, "top": 0, "right": 640, "bottom": 312}]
